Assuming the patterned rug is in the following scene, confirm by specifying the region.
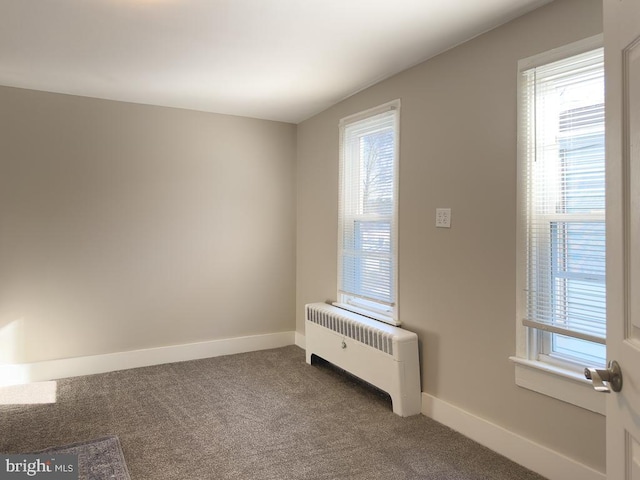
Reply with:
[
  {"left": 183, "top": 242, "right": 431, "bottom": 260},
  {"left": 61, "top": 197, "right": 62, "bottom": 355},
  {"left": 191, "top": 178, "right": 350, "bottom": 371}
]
[{"left": 35, "top": 435, "right": 131, "bottom": 480}]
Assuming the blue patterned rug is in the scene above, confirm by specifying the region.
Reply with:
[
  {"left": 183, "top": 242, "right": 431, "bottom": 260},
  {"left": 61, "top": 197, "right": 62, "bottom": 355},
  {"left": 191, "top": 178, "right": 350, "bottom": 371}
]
[{"left": 35, "top": 436, "right": 131, "bottom": 480}]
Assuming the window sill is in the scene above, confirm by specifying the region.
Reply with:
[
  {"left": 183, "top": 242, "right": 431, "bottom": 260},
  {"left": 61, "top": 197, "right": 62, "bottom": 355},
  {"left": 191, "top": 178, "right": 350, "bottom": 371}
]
[
  {"left": 332, "top": 302, "right": 399, "bottom": 326},
  {"left": 509, "top": 356, "right": 605, "bottom": 415}
]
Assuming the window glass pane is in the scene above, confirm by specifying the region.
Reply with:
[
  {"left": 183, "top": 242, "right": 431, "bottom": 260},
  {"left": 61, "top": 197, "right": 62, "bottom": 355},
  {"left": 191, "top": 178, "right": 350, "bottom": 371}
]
[
  {"left": 552, "top": 333, "right": 606, "bottom": 367},
  {"left": 361, "top": 130, "right": 394, "bottom": 216},
  {"left": 342, "top": 222, "right": 392, "bottom": 303},
  {"left": 559, "top": 129, "right": 605, "bottom": 214},
  {"left": 549, "top": 221, "right": 606, "bottom": 341}
]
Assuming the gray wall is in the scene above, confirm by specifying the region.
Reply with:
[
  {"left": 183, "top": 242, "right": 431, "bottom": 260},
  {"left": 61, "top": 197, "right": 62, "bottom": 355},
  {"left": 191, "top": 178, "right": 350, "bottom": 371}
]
[
  {"left": 0, "top": 87, "right": 296, "bottom": 364},
  {"left": 296, "top": 0, "right": 605, "bottom": 471}
]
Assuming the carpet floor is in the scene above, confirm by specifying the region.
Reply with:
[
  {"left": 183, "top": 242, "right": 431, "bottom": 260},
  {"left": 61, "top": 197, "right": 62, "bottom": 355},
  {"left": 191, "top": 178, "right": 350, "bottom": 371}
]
[{"left": 0, "top": 346, "right": 546, "bottom": 479}]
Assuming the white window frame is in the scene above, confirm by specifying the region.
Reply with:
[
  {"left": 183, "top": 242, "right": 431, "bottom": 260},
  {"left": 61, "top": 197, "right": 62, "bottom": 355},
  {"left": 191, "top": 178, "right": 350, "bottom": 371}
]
[
  {"left": 511, "top": 35, "right": 606, "bottom": 415},
  {"left": 335, "top": 100, "right": 400, "bottom": 326}
]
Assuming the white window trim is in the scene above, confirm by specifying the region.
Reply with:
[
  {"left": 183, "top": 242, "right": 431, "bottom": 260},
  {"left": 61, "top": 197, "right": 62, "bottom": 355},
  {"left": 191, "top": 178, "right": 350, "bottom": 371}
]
[
  {"left": 513, "top": 34, "right": 605, "bottom": 416},
  {"left": 509, "top": 358, "right": 604, "bottom": 415},
  {"left": 337, "top": 99, "right": 401, "bottom": 326}
]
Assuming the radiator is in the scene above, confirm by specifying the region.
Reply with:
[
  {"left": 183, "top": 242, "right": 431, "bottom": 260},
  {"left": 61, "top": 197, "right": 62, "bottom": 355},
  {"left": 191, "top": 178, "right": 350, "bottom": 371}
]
[{"left": 305, "top": 302, "right": 421, "bottom": 417}]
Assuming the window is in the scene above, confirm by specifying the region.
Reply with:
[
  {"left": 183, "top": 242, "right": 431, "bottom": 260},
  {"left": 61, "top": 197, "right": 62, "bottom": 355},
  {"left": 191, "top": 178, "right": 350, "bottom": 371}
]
[
  {"left": 513, "top": 36, "right": 606, "bottom": 413},
  {"left": 336, "top": 100, "right": 400, "bottom": 325}
]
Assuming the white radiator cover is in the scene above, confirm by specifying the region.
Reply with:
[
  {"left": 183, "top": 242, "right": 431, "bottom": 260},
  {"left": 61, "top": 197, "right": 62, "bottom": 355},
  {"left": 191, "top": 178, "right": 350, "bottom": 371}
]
[{"left": 305, "top": 302, "right": 421, "bottom": 417}]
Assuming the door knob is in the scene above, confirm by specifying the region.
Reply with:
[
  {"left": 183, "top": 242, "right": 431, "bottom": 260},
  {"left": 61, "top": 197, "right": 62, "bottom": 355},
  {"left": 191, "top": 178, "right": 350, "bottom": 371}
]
[{"left": 584, "top": 360, "right": 623, "bottom": 393}]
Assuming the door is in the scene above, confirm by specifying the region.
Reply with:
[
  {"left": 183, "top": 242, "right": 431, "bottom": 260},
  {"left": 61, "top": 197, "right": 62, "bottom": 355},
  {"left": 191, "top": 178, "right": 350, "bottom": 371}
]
[{"left": 605, "top": 0, "right": 640, "bottom": 478}]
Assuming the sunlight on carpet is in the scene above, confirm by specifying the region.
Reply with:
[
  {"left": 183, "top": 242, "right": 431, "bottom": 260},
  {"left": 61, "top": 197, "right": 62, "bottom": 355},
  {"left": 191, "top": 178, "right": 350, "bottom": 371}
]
[{"left": 0, "top": 381, "right": 57, "bottom": 405}]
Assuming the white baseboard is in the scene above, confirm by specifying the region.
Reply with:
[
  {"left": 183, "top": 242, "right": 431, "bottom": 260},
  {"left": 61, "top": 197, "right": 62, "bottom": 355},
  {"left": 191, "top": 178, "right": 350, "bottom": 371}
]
[
  {"left": 421, "top": 393, "right": 605, "bottom": 480},
  {"left": 0, "top": 331, "right": 295, "bottom": 386},
  {"left": 295, "top": 331, "right": 306, "bottom": 349}
]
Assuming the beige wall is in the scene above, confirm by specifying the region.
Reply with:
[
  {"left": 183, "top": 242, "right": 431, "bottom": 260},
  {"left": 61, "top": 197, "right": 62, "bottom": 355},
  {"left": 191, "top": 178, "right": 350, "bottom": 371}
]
[
  {"left": 296, "top": 0, "right": 605, "bottom": 472},
  {"left": 0, "top": 0, "right": 606, "bottom": 471},
  {"left": 0, "top": 87, "right": 296, "bottom": 364}
]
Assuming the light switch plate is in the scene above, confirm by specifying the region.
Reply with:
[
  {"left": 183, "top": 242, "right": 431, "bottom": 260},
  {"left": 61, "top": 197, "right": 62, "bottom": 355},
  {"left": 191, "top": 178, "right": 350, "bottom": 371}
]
[{"left": 436, "top": 208, "right": 451, "bottom": 228}]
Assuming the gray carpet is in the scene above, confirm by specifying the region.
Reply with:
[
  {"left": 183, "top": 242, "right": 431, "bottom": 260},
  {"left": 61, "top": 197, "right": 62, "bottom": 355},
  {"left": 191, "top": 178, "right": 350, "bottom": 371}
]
[
  {"left": 35, "top": 435, "right": 131, "bottom": 480},
  {"left": 0, "top": 346, "right": 546, "bottom": 479}
]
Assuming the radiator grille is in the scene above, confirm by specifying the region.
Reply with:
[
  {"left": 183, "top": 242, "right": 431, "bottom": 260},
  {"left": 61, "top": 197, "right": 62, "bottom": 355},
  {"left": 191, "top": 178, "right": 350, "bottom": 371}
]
[{"left": 306, "top": 305, "right": 394, "bottom": 356}]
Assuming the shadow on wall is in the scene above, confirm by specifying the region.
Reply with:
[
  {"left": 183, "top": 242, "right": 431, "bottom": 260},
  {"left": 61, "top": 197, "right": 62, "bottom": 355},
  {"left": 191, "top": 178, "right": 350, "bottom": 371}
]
[{"left": 417, "top": 330, "right": 439, "bottom": 396}]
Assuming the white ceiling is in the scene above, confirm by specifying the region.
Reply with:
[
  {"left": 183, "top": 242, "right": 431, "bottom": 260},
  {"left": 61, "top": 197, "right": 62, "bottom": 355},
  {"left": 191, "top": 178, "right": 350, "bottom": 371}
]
[{"left": 0, "top": 0, "right": 552, "bottom": 123}]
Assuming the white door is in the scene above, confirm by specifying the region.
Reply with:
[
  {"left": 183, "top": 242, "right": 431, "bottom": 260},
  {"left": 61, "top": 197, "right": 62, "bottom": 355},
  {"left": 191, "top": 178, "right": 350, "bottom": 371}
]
[{"left": 604, "top": 0, "right": 640, "bottom": 479}]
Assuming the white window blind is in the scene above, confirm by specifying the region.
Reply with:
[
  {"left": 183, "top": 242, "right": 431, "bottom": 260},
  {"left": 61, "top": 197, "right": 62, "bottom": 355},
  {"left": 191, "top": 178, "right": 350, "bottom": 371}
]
[
  {"left": 338, "top": 101, "right": 399, "bottom": 324},
  {"left": 521, "top": 48, "right": 605, "bottom": 346}
]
